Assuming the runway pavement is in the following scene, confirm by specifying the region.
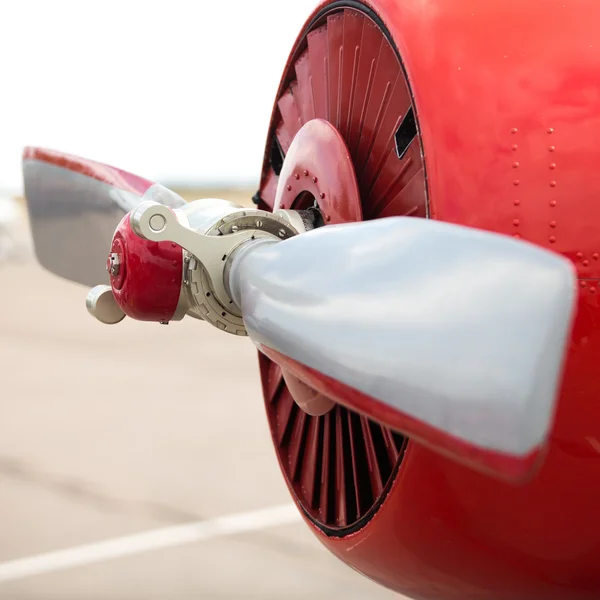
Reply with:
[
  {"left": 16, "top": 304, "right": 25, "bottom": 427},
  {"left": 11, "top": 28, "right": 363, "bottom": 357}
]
[{"left": 0, "top": 201, "right": 401, "bottom": 599}]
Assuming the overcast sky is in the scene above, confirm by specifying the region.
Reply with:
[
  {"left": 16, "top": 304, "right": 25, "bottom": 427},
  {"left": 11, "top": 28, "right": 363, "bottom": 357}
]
[{"left": 0, "top": 0, "right": 319, "bottom": 193}]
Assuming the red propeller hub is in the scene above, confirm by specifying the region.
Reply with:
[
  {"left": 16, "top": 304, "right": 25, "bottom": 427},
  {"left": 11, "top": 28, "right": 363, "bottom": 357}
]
[{"left": 108, "top": 212, "right": 183, "bottom": 322}]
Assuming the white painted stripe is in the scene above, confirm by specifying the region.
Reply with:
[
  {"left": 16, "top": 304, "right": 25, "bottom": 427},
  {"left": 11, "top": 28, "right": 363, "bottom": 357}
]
[{"left": 0, "top": 503, "right": 301, "bottom": 584}]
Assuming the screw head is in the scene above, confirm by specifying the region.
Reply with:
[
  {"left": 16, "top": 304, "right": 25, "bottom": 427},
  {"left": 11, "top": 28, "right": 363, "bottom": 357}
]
[{"left": 107, "top": 252, "right": 121, "bottom": 276}]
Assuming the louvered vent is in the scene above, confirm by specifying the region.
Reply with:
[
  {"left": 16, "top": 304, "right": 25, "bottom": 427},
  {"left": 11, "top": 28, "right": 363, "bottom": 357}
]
[{"left": 258, "top": 3, "right": 427, "bottom": 534}]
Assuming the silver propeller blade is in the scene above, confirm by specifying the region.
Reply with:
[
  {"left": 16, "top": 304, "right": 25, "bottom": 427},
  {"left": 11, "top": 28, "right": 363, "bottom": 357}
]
[
  {"left": 228, "top": 216, "right": 576, "bottom": 468},
  {"left": 22, "top": 147, "right": 185, "bottom": 286}
]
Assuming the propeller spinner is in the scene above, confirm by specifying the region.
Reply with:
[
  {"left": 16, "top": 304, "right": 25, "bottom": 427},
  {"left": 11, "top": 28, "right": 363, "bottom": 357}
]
[{"left": 22, "top": 119, "right": 577, "bottom": 483}]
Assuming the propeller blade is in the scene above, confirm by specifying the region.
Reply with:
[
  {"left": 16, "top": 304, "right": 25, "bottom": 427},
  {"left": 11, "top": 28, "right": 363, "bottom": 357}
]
[
  {"left": 22, "top": 147, "right": 185, "bottom": 286},
  {"left": 228, "top": 217, "right": 576, "bottom": 480}
]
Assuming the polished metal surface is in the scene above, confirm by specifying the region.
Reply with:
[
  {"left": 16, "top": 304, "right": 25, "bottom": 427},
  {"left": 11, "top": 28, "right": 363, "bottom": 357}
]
[
  {"left": 132, "top": 191, "right": 298, "bottom": 335},
  {"left": 229, "top": 216, "right": 576, "bottom": 456},
  {"left": 85, "top": 284, "right": 126, "bottom": 324}
]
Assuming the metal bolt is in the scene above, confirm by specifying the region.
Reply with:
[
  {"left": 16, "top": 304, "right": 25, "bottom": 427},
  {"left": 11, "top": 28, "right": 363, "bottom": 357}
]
[
  {"left": 256, "top": 220, "right": 263, "bottom": 228},
  {"left": 278, "top": 229, "right": 286, "bottom": 238},
  {"left": 231, "top": 225, "right": 239, "bottom": 233},
  {"left": 107, "top": 253, "right": 121, "bottom": 276}
]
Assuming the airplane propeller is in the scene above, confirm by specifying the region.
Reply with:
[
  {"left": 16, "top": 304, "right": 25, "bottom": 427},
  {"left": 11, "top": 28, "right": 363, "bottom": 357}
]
[
  {"left": 23, "top": 147, "right": 186, "bottom": 287},
  {"left": 22, "top": 139, "right": 577, "bottom": 483}
]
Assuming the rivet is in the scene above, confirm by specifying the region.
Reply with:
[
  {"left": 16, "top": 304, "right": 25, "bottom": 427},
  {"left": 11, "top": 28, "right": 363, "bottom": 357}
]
[
  {"left": 303, "top": 170, "right": 309, "bottom": 176},
  {"left": 577, "top": 252, "right": 584, "bottom": 259},
  {"left": 549, "top": 236, "right": 557, "bottom": 243},
  {"left": 171, "top": 243, "right": 177, "bottom": 248},
  {"left": 513, "top": 180, "right": 520, "bottom": 186},
  {"left": 320, "top": 192, "right": 326, "bottom": 199},
  {"left": 513, "top": 233, "right": 521, "bottom": 239},
  {"left": 325, "top": 215, "right": 331, "bottom": 222},
  {"left": 550, "top": 200, "right": 557, "bottom": 207},
  {"left": 286, "top": 185, "right": 292, "bottom": 192},
  {"left": 511, "top": 128, "right": 518, "bottom": 134},
  {"left": 512, "top": 144, "right": 518, "bottom": 151},
  {"left": 172, "top": 261, "right": 178, "bottom": 266},
  {"left": 513, "top": 219, "right": 520, "bottom": 227},
  {"left": 593, "top": 253, "right": 599, "bottom": 260},
  {"left": 549, "top": 163, "right": 556, "bottom": 170},
  {"left": 313, "top": 176, "right": 318, "bottom": 183},
  {"left": 549, "top": 146, "right": 556, "bottom": 152},
  {"left": 513, "top": 199, "right": 521, "bottom": 206},
  {"left": 581, "top": 281, "right": 588, "bottom": 288},
  {"left": 583, "top": 259, "right": 590, "bottom": 267},
  {"left": 294, "top": 173, "right": 300, "bottom": 180},
  {"left": 591, "top": 287, "right": 597, "bottom": 294},
  {"left": 550, "top": 181, "right": 557, "bottom": 187},
  {"left": 280, "top": 203, "right": 285, "bottom": 209},
  {"left": 547, "top": 127, "right": 554, "bottom": 134},
  {"left": 512, "top": 162, "right": 520, "bottom": 168},
  {"left": 550, "top": 220, "right": 557, "bottom": 228}
]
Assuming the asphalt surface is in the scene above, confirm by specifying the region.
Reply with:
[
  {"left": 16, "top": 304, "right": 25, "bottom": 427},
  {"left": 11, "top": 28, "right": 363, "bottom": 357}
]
[{"left": 0, "top": 203, "right": 401, "bottom": 599}]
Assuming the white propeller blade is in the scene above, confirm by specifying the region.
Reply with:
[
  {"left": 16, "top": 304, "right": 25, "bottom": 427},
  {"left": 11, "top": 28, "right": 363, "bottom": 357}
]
[
  {"left": 22, "top": 147, "right": 185, "bottom": 286},
  {"left": 228, "top": 216, "right": 576, "bottom": 477}
]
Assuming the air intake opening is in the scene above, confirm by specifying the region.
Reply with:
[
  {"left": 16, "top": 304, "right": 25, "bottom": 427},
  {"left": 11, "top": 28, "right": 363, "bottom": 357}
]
[
  {"left": 270, "top": 137, "right": 285, "bottom": 176},
  {"left": 395, "top": 106, "right": 417, "bottom": 160},
  {"left": 259, "top": 2, "right": 427, "bottom": 537}
]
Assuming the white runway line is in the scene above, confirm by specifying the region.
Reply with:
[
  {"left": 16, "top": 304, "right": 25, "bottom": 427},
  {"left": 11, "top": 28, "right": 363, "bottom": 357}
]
[{"left": 0, "top": 503, "right": 301, "bottom": 584}]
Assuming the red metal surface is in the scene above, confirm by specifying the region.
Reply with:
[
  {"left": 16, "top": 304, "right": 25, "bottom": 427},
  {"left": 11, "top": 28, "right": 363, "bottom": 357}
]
[
  {"left": 282, "top": 369, "right": 334, "bottom": 416},
  {"left": 110, "top": 213, "right": 183, "bottom": 322},
  {"left": 274, "top": 118, "right": 362, "bottom": 222},
  {"left": 257, "top": 1, "right": 600, "bottom": 599},
  {"left": 23, "top": 147, "right": 154, "bottom": 196}
]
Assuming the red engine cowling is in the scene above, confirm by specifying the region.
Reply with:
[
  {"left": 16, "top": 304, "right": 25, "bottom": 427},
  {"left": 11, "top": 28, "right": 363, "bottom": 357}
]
[{"left": 255, "top": 2, "right": 600, "bottom": 599}]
